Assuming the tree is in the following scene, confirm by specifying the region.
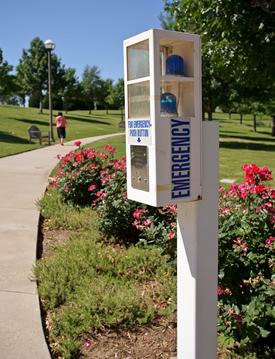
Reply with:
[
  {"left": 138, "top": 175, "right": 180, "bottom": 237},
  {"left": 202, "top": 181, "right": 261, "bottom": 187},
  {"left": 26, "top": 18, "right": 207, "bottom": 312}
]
[
  {"left": 98, "top": 78, "right": 113, "bottom": 113},
  {"left": 42, "top": 53, "right": 67, "bottom": 111},
  {"left": 81, "top": 65, "right": 102, "bottom": 114},
  {"left": 2, "top": 95, "right": 21, "bottom": 106},
  {"left": 106, "top": 78, "right": 125, "bottom": 120},
  {"left": 62, "top": 68, "right": 80, "bottom": 113},
  {"left": 161, "top": 0, "right": 275, "bottom": 119},
  {"left": 264, "top": 87, "right": 275, "bottom": 136},
  {"left": 50, "top": 53, "right": 66, "bottom": 105},
  {"left": 16, "top": 53, "right": 32, "bottom": 107},
  {"left": 0, "top": 49, "right": 17, "bottom": 99},
  {"left": 201, "top": 47, "right": 237, "bottom": 120},
  {"left": 28, "top": 89, "right": 41, "bottom": 108},
  {"left": 272, "top": 116, "right": 275, "bottom": 136},
  {"left": 229, "top": 99, "right": 251, "bottom": 125},
  {"left": 16, "top": 37, "right": 48, "bottom": 113}
]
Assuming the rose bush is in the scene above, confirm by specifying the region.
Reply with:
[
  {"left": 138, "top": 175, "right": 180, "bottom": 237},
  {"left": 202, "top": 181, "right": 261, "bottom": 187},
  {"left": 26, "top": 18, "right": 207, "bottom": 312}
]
[
  {"left": 53, "top": 143, "right": 118, "bottom": 206},
  {"left": 132, "top": 205, "right": 177, "bottom": 264},
  {"left": 218, "top": 164, "right": 275, "bottom": 355},
  {"left": 91, "top": 153, "right": 143, "bottom": 241},
  {"left": 92, "top": 153, "right": 177, "bottom": 254}
]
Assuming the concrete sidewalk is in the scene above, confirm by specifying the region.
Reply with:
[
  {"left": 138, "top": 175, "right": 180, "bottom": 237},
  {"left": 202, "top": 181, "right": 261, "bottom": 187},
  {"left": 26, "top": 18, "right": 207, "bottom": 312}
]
[{"left": 0, "top": 134, "right": 122, "bottom": 359}]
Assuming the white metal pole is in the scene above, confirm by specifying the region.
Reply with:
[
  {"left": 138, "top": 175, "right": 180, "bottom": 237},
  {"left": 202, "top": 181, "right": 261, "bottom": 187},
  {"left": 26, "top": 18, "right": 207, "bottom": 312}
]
[{"left": 177, "top": 121, "right": 219, "bottom": 358}]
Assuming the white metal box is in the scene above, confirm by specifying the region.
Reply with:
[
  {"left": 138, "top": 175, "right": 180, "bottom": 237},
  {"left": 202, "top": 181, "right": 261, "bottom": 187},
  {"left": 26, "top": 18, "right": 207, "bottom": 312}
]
[{"left": 124, "top": 29, "right": 202, "bottom": 207}]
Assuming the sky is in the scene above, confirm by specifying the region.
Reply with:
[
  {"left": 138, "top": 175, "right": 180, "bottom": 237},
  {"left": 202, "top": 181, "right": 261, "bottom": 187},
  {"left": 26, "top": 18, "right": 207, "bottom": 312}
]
[{"left": 1, "top": 0, "right": 165, "bottom": 84}]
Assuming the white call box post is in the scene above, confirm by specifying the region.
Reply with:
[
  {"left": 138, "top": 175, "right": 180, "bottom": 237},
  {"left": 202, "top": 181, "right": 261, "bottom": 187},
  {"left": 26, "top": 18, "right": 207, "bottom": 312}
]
[{"left": 124, "top": 29, "right": 219, "bottom": 358}]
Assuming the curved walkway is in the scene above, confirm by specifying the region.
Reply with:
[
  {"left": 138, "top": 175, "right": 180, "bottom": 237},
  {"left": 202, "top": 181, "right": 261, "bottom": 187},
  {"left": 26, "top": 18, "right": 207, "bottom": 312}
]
[{"left": 0, "top": 133, "right": 122, "bottom": 359}]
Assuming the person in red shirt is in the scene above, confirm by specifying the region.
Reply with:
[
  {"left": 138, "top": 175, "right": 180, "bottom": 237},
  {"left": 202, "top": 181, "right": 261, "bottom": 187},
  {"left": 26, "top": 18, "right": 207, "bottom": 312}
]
[{"left": 55, "top": 112, "right": 68, "bottom": 145}]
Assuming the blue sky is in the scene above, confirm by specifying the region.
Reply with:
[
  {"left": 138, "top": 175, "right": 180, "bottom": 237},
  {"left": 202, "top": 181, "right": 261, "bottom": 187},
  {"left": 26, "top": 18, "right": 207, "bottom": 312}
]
[{"left": 1, "top": 0, "right": 165, "bottom": 84}]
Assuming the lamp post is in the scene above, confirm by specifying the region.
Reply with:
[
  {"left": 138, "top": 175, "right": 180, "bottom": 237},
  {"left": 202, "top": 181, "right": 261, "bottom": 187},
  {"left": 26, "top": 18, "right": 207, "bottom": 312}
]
[{"left": 44, "top": 39, "right": 55, "bottom": 142}]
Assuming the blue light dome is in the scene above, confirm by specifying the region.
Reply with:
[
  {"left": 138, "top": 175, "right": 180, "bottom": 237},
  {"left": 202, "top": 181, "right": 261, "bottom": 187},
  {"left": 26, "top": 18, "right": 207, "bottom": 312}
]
[
  {"left": 166, "top": 55, "right": 184, "bottom": 75},
  {"left": 161, "top": 93, "right": 177, "bottom": 116}
]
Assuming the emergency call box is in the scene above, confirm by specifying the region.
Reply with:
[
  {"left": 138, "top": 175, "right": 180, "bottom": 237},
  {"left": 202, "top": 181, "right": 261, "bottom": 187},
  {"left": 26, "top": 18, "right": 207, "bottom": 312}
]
[{"left": 124, "top": 29, "right": 202, "bottom": 207}]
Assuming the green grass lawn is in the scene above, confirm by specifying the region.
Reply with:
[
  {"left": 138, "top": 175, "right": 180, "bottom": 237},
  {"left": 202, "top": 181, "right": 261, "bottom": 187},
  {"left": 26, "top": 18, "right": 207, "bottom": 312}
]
[
  {"left": 215, "top": 112, "right": 275, "bottom": 188},
  {"left": 0, "top": 105, "right": 123, "bottom": 157},
  {"left": 1, "top": 104, "right": 274, "bottom": 188},
  {"left": 86, "top": 134, "right": 126, "bottom": 159}
]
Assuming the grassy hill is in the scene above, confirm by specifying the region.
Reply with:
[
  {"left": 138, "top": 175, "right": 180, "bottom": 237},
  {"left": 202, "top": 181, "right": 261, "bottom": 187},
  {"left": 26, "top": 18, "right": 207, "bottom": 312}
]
[{"left": 0, "top": 105, "right": 123, "bottom": 158}]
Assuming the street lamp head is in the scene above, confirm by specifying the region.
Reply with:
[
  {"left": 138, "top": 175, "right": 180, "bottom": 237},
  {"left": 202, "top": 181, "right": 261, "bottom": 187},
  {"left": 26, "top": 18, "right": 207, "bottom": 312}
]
[{"left": 44, "top": 39, "right": 55, "bottom": 51}]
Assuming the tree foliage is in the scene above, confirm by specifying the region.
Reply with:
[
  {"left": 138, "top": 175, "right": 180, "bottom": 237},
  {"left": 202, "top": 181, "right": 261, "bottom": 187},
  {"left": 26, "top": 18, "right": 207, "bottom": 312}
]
[
  {"left": 62, "top": 68, "right": 80, "bottom": 113},
  {"left": 106, "top": 78, "right": 124, "bottom": 120},
  {"left": 16, "top": 37, "right": 67, "bottom": 112},
  {"left": 16, "top": 37, "right": 48, "bottom": 113},
  {"left": 81, "top": 65, "right": 102, "bottom": 114},
  {"left": 0, "top": 49, "right": 17, "bottom": 99},
  {"left": 161, "top": 0, "right": 275, "bottom": 119},
  {"left": 98, "top": 78, "right": 113, "bottom": 113},
  {"left": 50, "top": 53, "right": 66, "bottom": 99}
]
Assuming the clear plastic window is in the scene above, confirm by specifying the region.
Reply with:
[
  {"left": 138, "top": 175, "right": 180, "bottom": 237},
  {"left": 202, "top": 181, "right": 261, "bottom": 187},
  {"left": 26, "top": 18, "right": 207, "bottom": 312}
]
[
  {"left": 128, "top": 81, "right": 150, "bottom": 118},
  {"left": 127, "top": 40, "right": 149, "bottom": 80}
]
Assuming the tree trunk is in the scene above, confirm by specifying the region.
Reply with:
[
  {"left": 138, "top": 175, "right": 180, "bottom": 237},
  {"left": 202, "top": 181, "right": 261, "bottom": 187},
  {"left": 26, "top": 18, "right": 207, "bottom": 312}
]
[
  {"left": 240, "top": 113, "right": 243, "bottom": 125},
  {"left": 207, "top": 110, "right": 213, "bottom": 121},
  {"left": 39, "top": 92, "right": 43, "bottom": 114},
  {"left": 64, "top": 101, "right": 68, "bottom": 114},
  {"left": 272, "top": 116, "right": 275, "bottom": 137},
  {"left": 120, "top": 106, "right": 124, "bottom": 121},
  {"left": 253, "top": 114, "right": 257, "bottom": 132}
]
